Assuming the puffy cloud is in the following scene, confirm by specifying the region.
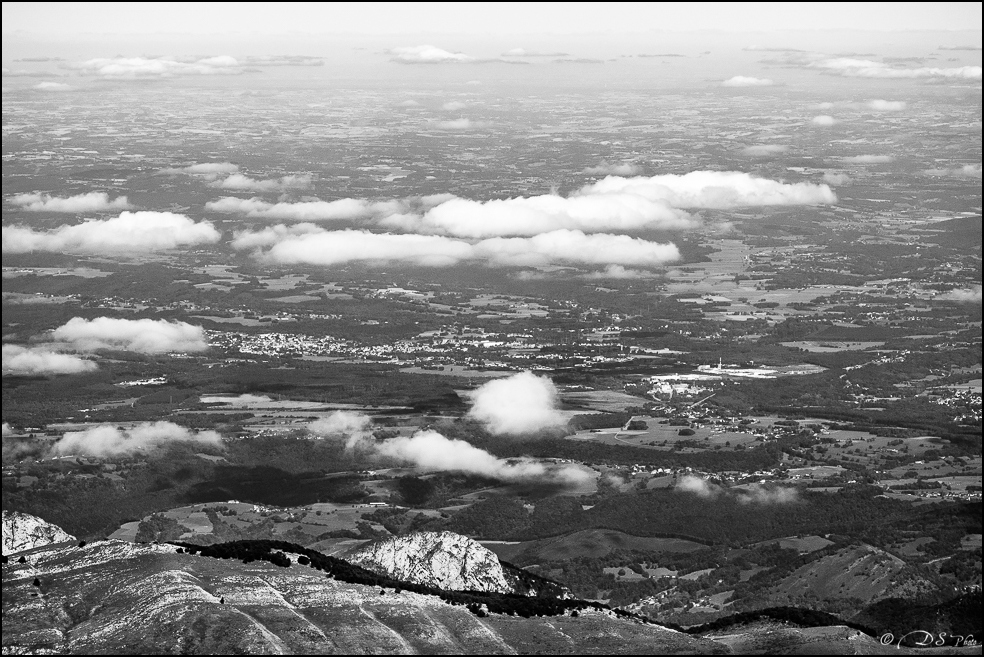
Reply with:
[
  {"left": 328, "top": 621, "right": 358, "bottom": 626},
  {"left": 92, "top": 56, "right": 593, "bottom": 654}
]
[
  {"left": 242, "top": 55, "right": 324, "bottom": 67},
  {"left": 465, "top": 371, "right": 567, "bottom": 435},
  {"left": 811, "top": 115, "right": 838, "bottom": 126},
  {"left": 234, "top": 226, "right": 680, "bottom": 268},
  {"left": 823, "top": 172, "right": 852, "bottom": 185},
  {"left": 34, "top": 81, "right": 71, "bottom": 91},
  {"left": 722, "top": 76, "right": 774, "bottom": 87},
  {"left": 385, "top": 172, "right": 831, "bottom": 239},
  {"left": 49, "top": 421, "right": 222, "bottom": 458},
  {"left": 937, "top": 285, "right": 982, "bottom": 303},
  {"left": 1, "top": 423, "right": 13, "bottom": 437},
  {"left": 211, "top": 173, "right": 312, "bottom": 193},
  {"left": 743, "top": 145, "right": 788, "bottom": 157},
  {"left": 736, "top": 484, "right": 799, "bottom": 505},
  {"left": 389, "top": 45, "right": 474, "bottom": 64},
  {"left": 2, "top": 345, "right": 97, "bottom": 376},
  {"left": 868, "top": 99, "right": 907, "bottom": 111},
  {"left": 309, "top": 411, "right": 588, "bottom": 485},
  {"left": 208, "top": 196, "right": 375, "bottom": 221},
  {"left": 230, "top": 223, "right": 327, "bottom": 250},
  {"left": 70, "top": 55, "right": 243, "bottom": 78},
  {"left": 2, "top": 211, "right": 220, "bottom": 254},
  {"left": 441, "top": 101, "right": 466, "bottom": 111},
  {"left": 435, "top": 118, "right": 478, "bottom": 130},
  {"left": 160, "top": 162, "right": 240, "bottom": 177},
  {"left": 472, "top": 231, "right": 680, "bottom": 267},
  {"left": 839, "top": 155, "right": 893, "bottom": 163},
  {"left": 308, "top": 410, "right": 374, "bottom": 450},
  {"left": 8, "top": 192, "right": 131, "bottom": 213},
  {"left": 388, "top": 192, "right": 695, "bottom": 238},
  {"left": 375, "top": 430, "right": 589, "bottom": 484},
  {"left": 502, "top": 48, "right": 569, "bottom": 57},
  {"left": 579, "top": 171, "right": 836, "bottom": 210},
  {"left": 677, "top": 476, "right": 798, "bottom": 505},
  {"left": 582, "top": 162, "right": 644, "bottom": 175},
  {"left": 922, "top": 164, "right": 982, "bottom": 178},
  {"left": 579, "top": 264, "right": 658, "bottom": 279},
  {"left": 676, "top": 475, "right": 720, "bottom": 498},
  {"left": 816, "top": 58, "right": 981, "bottom": 79},
  {"left": 51, "top": 317, "right": 208, "bottom": 354}
]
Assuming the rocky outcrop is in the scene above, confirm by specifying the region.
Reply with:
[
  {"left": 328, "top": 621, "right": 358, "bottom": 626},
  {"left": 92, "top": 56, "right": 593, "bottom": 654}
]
[
  {"left": 2, "top": 510, "right": 75, "bottom": 555},
  {"left": 345, "top": 531, "right": 514, "bottom": 593}
]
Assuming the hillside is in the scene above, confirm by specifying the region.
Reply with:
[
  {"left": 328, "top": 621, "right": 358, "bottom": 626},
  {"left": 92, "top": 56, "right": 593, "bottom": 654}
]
[{"left": 3, "top": 539, "right": 726, "bottom": 654}]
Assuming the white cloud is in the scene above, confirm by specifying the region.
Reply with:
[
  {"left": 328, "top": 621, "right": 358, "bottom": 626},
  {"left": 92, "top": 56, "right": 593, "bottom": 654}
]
[
  {"left": 937, "top": 285, "right": 982, "bottom": 303},
  {"left": 441, "top": 101, "right": 466, "bottom": 111},
  {"left": 466, "top": 371, "right": 567, "bottom": 435},
  {"left": 207, "top": 196, "right": 375, "bottom": 221},
  {"left": 823, "top": 172, "right": 852, "bottom": 185},
  {"left": 737, "top": 484, "right": 799, "bottom": 505},
  {"left": 49, "top": 421, "right": 222, "bottom": 457},
  {"left": 51, "top": 317, "right": 209, "bottom": 354},
  {"left": 211, "top": 173, "right": 312, "bottom": 193},
  {"left": 34, "top": 81, "right": 71, "bottom": 91},
  {"left": 386, "top": 192, "right": 696, "bottom": 238},
  {"left": 1, "top": 423, "right": 13, "bottom": 437},
  {"left": 815, "top": 57, "right": 981, "bottom": 79},
  {"left": 676, "top": 475, "right": 720, "bottom": 498},
  {"left": 234, "top": 227, "right": 681, "bottom": 268},
  {"left": 2, "top": 345, "right": 97, "bottom": 376},
  {"left": 868, "top": 99, "right": 907, "bottom": 111},
  {"left": 435, "top": 118, "right": 478, "bottom": 130},
  {"left": 9, "top": 192, "right": 131, "bottom": 213},
  {"left": 811, "top": 115, "right": 838, "bottom": 126},
  {"left": 389, "top": 45, "right": 474, "bottom": 64},
  {"left": 2, "top": 211, "right": 220, "bottom": 254},
  {"left": 922, "top": 164, "right": 982, "bottom": 178},
  {"left": 582, "top": 162, "right": 644, "bottom": 175},
  {"left": 743, "top": 145, "right": 788, "bottom": 157},
  {"left": 70, "top": 55, "right": 243, "bottom": 78},
  {"left": 677, "top": 475, "right": 798, "bottom": 505},
  {"left": 722, "top": 76, "right": 774, "bottom": 87},
  {"left": 839, "top": 155, "right": 893, "bottom": 163},
  {"left": 161, "top": 162, "right": 240, "bottom": 176},
  {"left": 579, "top": 170, "right": 836, "bottom": 209},
  {"left": 309, "top": 411, "right": 588, "bottom": 485},
  {"left": 501, "top": 48, "right": 569, "bottom": 57}
]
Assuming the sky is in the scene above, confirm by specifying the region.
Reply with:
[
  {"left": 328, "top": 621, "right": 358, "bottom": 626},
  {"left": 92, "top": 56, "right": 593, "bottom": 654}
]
[{"left": 3, "top": 2, "right": 983, "bottom": 35}]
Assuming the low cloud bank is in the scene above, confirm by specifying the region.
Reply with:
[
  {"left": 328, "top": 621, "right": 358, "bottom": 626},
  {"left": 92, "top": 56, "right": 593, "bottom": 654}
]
[
  {"left": 675, "top": 475, "right": 799, "bottom": 505},
  {"left": 211, "top": 173, "right": 312, "bottom": 193},
  {"left": 2, "top": 211, "right": 220, "bottom": 254},
  {"left": 937, "top": 285, "right": 982, "bottom": 304},
  {"left": 839, "top": 155, "right": 893, "bottom": 164},
  {"left": 722, "top": 76, "right": 774, "bottom": 87},
  {"left": 466, "top": 371, "right": 567, "bottom": 435},
  {"left": 9, "top": 192, "right": 131, "bottom": 213},
  {"left": 868, "top": 99, "right": 906, "bottom": 111},
  {"left": 308, "top": 411, "right": 588, "bottom": 485},
  {"left": 582, "top": 162, "right": 643, "bottom": 175},
  {"left": 389, "top": 45, "right": 475, "bottom": 64},
  {"left": 51, "top": 317, "right": 209, "bottom": 354},
  {"left": 743, "top": 145, "right": 788, "bottom": 157},
  {"left": 49, "top": 421, "right": 222, "bottom": 457},
  {"left": 232, "top": 227, "right": 681, "bottom": 268},
  {"left": 811, "top": 115, "right": 838, "bottom": 126},
  {"left": 922, "top": 164, "right": 982, "bottom": 178},
  {"left": 69, "top": 55, "right": 244, "bottom": 78},
  {"left": 2, "top": 344, "right": 97, "bottom": 375}
]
